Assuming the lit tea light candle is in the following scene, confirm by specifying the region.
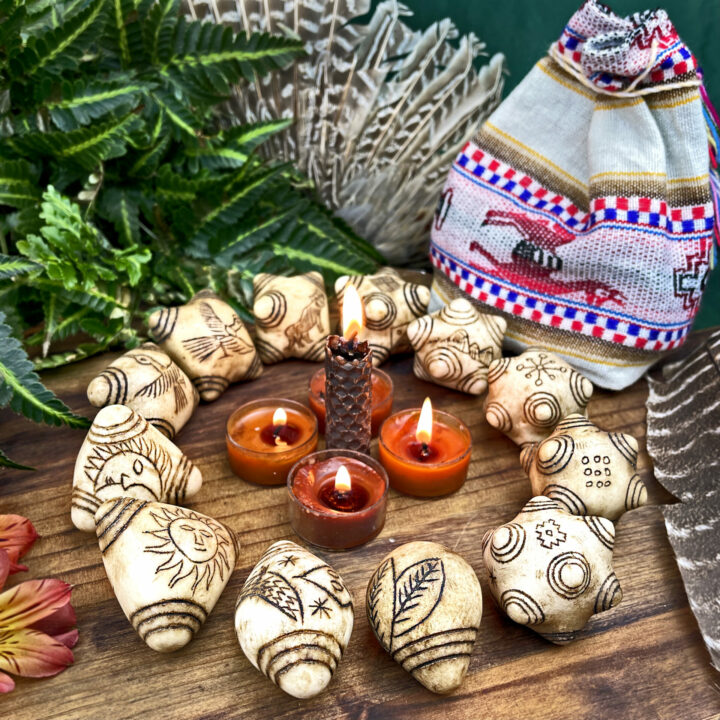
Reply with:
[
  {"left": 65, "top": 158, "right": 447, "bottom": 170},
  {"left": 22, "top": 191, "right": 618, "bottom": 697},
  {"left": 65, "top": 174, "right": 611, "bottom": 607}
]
[
  {"left": 226, "top": 398, "right": 318, "bottom": 486},
  {"left": 308, "top": 366, "right": 393, "bottom": 437},
  {"left": 287, "top": 449, "right": 388, "bottom": 549},
  {"left": 379, "top": 397, "right": 472, "bottom": 497}
]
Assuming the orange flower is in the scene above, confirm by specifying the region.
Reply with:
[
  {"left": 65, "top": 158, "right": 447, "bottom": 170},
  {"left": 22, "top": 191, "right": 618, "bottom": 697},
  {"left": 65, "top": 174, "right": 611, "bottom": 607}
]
[{"left": 0, "top": 515, "right": 39, "bottom": 574}]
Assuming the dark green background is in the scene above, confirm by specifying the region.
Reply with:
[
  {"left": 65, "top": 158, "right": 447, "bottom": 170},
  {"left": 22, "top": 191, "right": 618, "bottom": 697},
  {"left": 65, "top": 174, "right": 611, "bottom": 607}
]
[{"left": 403, "top": 0, "right": 719, "bottom": 329}]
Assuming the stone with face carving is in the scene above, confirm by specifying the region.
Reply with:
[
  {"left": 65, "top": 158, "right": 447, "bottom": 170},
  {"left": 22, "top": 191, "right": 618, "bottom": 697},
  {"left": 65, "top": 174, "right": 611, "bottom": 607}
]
[
  {"left": 485, "top": 348, "right": 593, "bottom": 447},
  {"left": 252, "top": 272, "right": 330, "bottom": 363},
  {"left": 87, "top": 343, "right": 198, "bottom": 439},
  {"left": 71, "top": 404, "right": 202, "bottom": 532},
  {"left": 335, "top": 267, "right": 430, "bottom": 366},
  {"left": 147, "top": 290, "right": 261, "bottom": 402},
  {"left": 482, "top": 496, "right": 621, "bottom": 644}
]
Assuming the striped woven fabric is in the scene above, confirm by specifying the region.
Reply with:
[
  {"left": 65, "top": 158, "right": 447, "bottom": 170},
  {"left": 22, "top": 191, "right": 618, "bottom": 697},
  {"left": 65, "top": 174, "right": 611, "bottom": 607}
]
[{"left": 429, "top": 0, "right": 715, "bottom": 389}]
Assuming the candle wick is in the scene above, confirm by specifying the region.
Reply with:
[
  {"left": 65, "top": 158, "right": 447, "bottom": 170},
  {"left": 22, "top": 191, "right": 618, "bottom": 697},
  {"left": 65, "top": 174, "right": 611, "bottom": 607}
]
[
  {"left": 273, "top": 425, "right": 287, "bottom": 447},
  {"left": 421, "top": 441, "right": 431, "bottom": 459}
]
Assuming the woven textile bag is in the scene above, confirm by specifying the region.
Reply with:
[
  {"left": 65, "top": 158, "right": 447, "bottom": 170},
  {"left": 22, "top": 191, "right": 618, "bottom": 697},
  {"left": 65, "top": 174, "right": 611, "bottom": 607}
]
[{"left": 429, "top": 0, "right": 717, "bottom": 389}]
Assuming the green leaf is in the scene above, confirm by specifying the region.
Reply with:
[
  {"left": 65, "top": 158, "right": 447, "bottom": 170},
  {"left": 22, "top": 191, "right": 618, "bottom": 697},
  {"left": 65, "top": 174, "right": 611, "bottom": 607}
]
[
  {"left": 0, "top": 253, "right": 40, "bottom": 279},
  {"left": 33, "top": 341, "right": 109, "bottom": 370},
  {"left": 0, "top": 446, "right": 34, "bottom": 471},
  {"left": 0, "top": 159, "right": 40, "bottom": 208},
  {"left": 0, "top": 310, "right": 89, "bottom": 428}
]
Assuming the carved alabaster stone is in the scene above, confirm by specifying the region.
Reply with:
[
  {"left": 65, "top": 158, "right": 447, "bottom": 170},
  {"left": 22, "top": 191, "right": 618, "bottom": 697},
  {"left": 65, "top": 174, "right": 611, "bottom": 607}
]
[
  {"left": 235, "top": 540, "right": 354, "bottom": 699},
  {"left": 252, "top": 271, "right": 330, "bottom": 363},
  {"left": 335, "top": 267, "right": 430, "bottom": 366},
  {"left": 87, "top": 342, "right": 198, "bottom": 439},
  {"left": 482, "top": 496, "right": 622, "bottom": 644},
  {"left": 485, "top": 348, "right": 593, "bottom": 446},
  {"left": 520, "top": 415, "right": 647, "bottom": 521},
  {"left": 96, "top": 498, "right": 237, "bottom": 652},
  {"left": 407, "top": 298, "right": 506, "bottom": 394},
  {"left": 366, "top": 541, "right": 482, "bottom": 694},
  {"left": 71, "top": 405, "right": 202, "bottom": 532},
  {"left": 148, "top": 289, "right": 262, "bottom": 401}
]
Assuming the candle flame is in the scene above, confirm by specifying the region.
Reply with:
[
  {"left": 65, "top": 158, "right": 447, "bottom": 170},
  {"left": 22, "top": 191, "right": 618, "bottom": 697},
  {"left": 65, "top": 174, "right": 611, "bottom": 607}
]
[
  {"left": 334, "top": 464, "right": 352, "bottom": 493},
  {"left": 273, "top": 407, "right": 287, "bottom": 427},
  {"left": 342, "top": 283, "right": 364, "bottom": 339},
  {"left": 416, "top": 397, "right": 433, "bottom": 445}
]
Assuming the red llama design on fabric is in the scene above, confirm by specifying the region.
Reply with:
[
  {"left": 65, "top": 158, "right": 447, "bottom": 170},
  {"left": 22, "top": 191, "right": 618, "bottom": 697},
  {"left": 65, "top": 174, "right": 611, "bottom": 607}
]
[{"left": 468, "top": 211, "right": 627, "bottom": 307}]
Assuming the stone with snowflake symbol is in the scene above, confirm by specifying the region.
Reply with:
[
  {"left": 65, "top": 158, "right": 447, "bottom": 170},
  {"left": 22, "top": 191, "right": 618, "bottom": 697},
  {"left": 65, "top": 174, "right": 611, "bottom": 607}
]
[
  {"left": 520, "top": 414, "right": 647, "bottom": 521},
  {"left": 484, "top": 347, "right": 594, "bottom": 446},
  {"left": 482, "top": 497, "right": 621, "bottom": 644}
]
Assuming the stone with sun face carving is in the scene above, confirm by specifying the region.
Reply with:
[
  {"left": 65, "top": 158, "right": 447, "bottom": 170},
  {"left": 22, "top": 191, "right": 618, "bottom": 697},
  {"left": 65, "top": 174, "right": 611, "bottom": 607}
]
[
  {"left": 71, "top": 405, "right": 202, "bottom": 532},
  {"left": 87, "top": 342, "right": 198, "bottom": 439},
  {"left": 95, "top": 498, "right": 237, "bottom": 652},
  {"left": 235, "top": 541, "right": 354, "bottom": 699}
]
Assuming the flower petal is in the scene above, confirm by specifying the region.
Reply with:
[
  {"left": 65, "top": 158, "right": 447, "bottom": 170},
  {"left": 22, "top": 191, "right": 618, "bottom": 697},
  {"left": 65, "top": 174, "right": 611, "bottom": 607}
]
[
  {"left": 0, "top": 579, "right": 72, "bottom": 630},
  {"left": 51, "top": 629, "right": 79, "bottom": 650},
  {"left": 0, "top": 515, "right": 38, "bottom": 574},
  {"left": 30, "top": 601, "right": 76, "bottom": 639},
  {"left": 0, "top": 627, "right": 74, "bottom": 679},
  {"left": 0, "top": 670, "right": 15, "bottom": 693},
  {"left": 0, "top": 551, "right": 9, "bottom": 592}
]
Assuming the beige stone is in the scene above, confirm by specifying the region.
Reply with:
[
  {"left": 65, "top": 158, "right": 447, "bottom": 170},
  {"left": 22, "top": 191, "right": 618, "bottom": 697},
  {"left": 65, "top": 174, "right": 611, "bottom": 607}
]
[
  {"left": 482, "top": 496, "right": 621, "bottom": 644},
  {"left": 71, "top": 405, "right": 202, "bottom": 532},
  {"left": 520, "top": 414, "right": 647, "bottom": 521},
  {"left": 335, "top": 267, "right": 430, "bottom": 366},
  {"left": 147, "top": 290, "right": 261, "bottom": 401},
  {"left": 366, "top": 541, "right": 482, "bottom": 694},
  {"left": 235, "top": 541, "right": 354, "bottom": 699},
  {"left": 87, "top": 342, "right": 198, "bottom": 439},
  {"left": 485, "top": 347, "right": 593, "bottom": 446},
  {"left": 253, "top": 272, "right": 330, "bottom": 363},
  {"left": 95, "top": 498, "right": 237, "bottom": 652},
  {"left": 407, "top": 298, "right": 506, "bottom": 394}
]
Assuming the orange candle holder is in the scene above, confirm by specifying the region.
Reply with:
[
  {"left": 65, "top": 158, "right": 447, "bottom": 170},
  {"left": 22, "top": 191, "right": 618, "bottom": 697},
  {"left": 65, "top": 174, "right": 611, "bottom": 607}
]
[
  {"left": 287, "top": 449, "right": 388, "bottom": 550},
  {"left": 226, "top": 398, "right": 318, "bottom": 486},
  {"left": 308, "top": 367, "right": 394, "bottom": 437},
  {"left": 379, "top": 405, "right": 472, "bottom": 497}
]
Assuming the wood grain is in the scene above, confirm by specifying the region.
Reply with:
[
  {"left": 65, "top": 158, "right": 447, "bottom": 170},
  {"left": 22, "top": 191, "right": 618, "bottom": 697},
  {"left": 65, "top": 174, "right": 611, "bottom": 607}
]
[{"left": 0, "top": 349, "right": 718, "bottom": 720}]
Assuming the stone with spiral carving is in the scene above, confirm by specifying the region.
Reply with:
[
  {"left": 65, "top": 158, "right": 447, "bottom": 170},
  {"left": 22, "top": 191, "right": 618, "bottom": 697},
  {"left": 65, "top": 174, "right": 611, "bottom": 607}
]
[
  {"left": 252, "top": 271, "right": 330, "bottom": 363},
  {"left": 335, "top": 267, "right": 430, "bottom": 366},
  {"left": 520, "top": 414, "right": 647, "bottom": 521},
  {"left": 407, "top": 298, "right": 506, "bottom": 394},
  {"left": 483, "top": 496, "right": 621, "bottom": 644},
  {"left": 366, "top": 541, "right": 482, "bottom": 694},
  {"left": 484, "top": 347, "right": 593, "bottom": 446}
]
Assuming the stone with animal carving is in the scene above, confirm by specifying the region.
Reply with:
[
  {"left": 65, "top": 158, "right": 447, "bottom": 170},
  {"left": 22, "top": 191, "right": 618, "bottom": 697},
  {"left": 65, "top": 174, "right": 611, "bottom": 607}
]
[
  {"left": 252, "top": 272, "right": 330, "bottom": 363},
  {"left": 482, "top": 496, "right": 622, "bottom": 644},
  {"left": 366, "top": 541, "right": 482, "bottom": 694},
  {"left": 147, "top": 290, "right": 261, "bottom": 401},
  {"left": 407, "top": 298, "right": 506, "bottom": 394},
  {"left": 96, "top": 498, "right": 237, "bottom": 652},
  {"left": 485, "top": 348, "right": 593, "bottom": 446},
  {"left": 71, "top": 404, "right": 203, "bottom": 532},
  {"left": 235, "top": 540, "right": 354, "bottom": 699},
  {"left": 87, "top": 342, "right": 198, "bottom": 439},
  {"left": 520, "top": 414, "right": 647, "bottom": 521},
  {"left": 335, "top": 267, "right": 430, "bottom": 366}
]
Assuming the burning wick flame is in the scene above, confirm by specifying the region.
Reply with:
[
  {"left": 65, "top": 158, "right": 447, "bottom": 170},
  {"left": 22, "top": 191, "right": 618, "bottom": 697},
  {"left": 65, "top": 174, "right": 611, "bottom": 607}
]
[
  {"left": 416, "top": 397, "right": 433, "bottom": 446},
  {"left": 342, "top": 283, "right": 364, "bottom": 340},
  {"left": 272, "top": 407, "right": 288, "bottom": 447},
  {"left": 334, "top": 464, "right": 352, "bottom": 493}
]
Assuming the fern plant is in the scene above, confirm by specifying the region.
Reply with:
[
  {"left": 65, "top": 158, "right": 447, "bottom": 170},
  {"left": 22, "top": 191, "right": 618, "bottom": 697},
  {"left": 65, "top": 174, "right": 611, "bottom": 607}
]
[{"left": 0, "top": 0, "right": 383, "bottom": 467}]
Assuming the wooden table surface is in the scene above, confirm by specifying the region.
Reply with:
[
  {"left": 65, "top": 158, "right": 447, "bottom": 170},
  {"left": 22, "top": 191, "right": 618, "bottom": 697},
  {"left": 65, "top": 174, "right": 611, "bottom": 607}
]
[{"left": 0, "top": 350, "right": 718, "bottom": 720}]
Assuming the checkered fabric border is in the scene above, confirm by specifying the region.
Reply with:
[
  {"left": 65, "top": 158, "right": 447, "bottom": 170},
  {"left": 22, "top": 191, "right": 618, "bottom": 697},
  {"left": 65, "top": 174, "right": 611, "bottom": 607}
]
[
  {"left": 430, "top": 244, "right": 691, "bottom": 352},
  {"left": 454, "top": 141, "right": 714, "bottom": 236}
]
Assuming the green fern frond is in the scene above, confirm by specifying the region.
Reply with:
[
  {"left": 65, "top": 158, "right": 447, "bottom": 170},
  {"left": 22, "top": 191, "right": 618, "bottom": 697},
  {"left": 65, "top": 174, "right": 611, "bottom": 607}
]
[
  {"left": 0, "top": 159, "right": 40, "bottom": 208},
  {"left": 0, "top": 253, "right": 40, "bottom": 279}
]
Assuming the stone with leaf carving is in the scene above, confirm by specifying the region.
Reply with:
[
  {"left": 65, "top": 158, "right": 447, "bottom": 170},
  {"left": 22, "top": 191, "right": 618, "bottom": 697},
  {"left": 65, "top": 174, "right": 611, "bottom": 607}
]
[
  {"left": 483, "top": 496, "right": 621, "bottom": 644},
  {"left": 366, "top": 541, "right": 482, "bottom": 694},
  {"left": 407, "top": 298, "right": 506, "bottom": 394},
  {"left": 252, "top": 271, "right": 330, "bottom": 363},
  {"left": 485, "top": 348, "right": 593, "bottom": 446},
  {"left": 95, "top": 498, "right": 237, "bottom": 652},
  {"left": 87, "top": 342, "right": 198, "bottom": 439},
  {"left": 71, "top": 405, "right": 202, "bottom": 532},
  {"left": 520, "top": 414, "right": 647, "bottom": 521},
  {"left": 335, "top": 267, "right": 430, "bottom": 366},
  {"left": 147, "top": 289, "right": 262, "bottom": 401},
  {"left": 235, "top": 540, "right": 354, "bottom": 699}
]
